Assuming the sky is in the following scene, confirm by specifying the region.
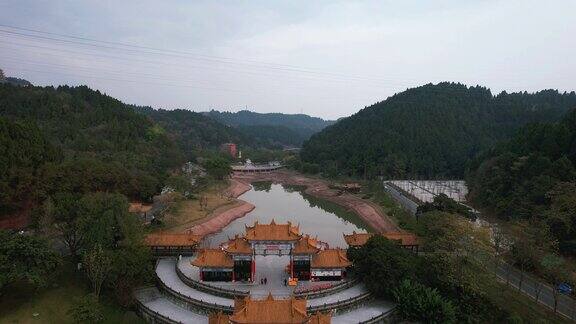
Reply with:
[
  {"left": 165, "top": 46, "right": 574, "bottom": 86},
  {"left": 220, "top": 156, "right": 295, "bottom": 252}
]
[{"left": 0, "top": 0, "right": 575, "bottom": 120}]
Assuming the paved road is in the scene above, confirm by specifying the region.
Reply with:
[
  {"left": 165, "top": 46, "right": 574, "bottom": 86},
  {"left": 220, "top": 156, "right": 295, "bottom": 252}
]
[{"left": 495, "top": 261, "right": 576, "bottom": 320}]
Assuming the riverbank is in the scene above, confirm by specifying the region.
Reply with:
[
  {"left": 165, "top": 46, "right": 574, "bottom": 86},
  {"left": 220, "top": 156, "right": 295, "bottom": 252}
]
[{"left": 233, "top": 170, "right": 400, "bottom": 233}]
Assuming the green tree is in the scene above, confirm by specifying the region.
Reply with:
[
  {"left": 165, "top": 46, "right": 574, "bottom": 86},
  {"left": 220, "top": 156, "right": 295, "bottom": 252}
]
[
  {"left": 393, "top": 279, "right": 456, "bottom": 324},
  {"left": 0, "top": 230, "right": 60, "bottom": 292},
  {"left": 203, "top": 157, "right": 232, "bottom": 180},
  {"left": 83, "top": 245, "right": 112, "bottom": 299}
]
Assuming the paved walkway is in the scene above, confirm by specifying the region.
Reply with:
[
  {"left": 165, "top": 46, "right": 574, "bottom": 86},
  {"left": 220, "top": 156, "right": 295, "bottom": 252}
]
[
  {"left": 157, "top": 258, "right": 233, "bottom": 307},
  {"left": 332, "top": 300, "right": 395, "bottom": 323},
  {"left": 134, "top": 287, "right": 209, "bottom": 324}
]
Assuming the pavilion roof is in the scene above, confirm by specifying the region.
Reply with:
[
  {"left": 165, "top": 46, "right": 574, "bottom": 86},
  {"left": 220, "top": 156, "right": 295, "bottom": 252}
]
[
  {"left": 208, "top": 311, "right": 230, "bottom": 324},
  {"left": 244, "top": 219, "right": 301, "bottom": 242},
  {"left": 144, "top": 232, "right": 202, "bottom": 247},
  {"left": 308, "top": 312, "right": 332, "bottom": 324},
  {"left": 292, "top": 235, "right": 321, "bottom": 254},
  {"left": 191, "top": 249, "right": 234, "bottom": 268},
  {"left": 383, "top": 232, "right": 419, "bottom": 246},
  {"left": 343, "top": 231, "right": 419, "bottom": 247},
  {"left": 223, "top": 235, "right": 253, "bottom": 254},
  {"left": 230, "top": 293, "right": 309, "bottom": 324},
  {"left": 311, "top": 249, "right": 351, "bottom": 269}
]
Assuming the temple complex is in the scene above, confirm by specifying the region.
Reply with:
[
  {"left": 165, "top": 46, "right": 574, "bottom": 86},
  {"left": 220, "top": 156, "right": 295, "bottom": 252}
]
[
  {"left": 191, "top": 220, "right": 351, "bottom": 282},
  {"left": 343, "top": 231, "right": 419, "bottom": 252},
  {"left": 209, "top": 294, "right": 331, "bottom": 324}
]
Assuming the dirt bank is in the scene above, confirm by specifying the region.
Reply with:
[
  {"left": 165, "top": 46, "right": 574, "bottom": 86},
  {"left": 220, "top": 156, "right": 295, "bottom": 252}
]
[
  {"left": 187, "top": 201, "right": 255, "bottom": 236},
  {"left": 233, "top": 170, "right": 401, "bottom": 233}
]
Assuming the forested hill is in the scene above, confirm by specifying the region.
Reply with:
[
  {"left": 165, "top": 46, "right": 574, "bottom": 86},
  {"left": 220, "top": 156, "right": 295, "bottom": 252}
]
[
  {"left": 467, "top": 108, "right": 576, "bottom": 254},
  {"left": 136, "top": 107, "right": 252, "bottom": 158},
  {"left": 204, "top": 110, "right": 334, "bottom": 147},
  {"left": 301, "top": 82, "right": 576, "bottom": 178},
  {"left": 0, "top": 83, "right": 184, "bottom": 220}
]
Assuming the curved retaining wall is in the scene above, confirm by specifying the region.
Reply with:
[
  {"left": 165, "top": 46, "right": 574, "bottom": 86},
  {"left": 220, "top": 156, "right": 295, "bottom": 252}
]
[{"left": 294, "top": 278, "right": 360, "bottom": 299}]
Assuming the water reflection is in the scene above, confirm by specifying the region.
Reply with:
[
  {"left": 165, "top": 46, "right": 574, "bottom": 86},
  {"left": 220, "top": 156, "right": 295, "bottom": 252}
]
[{"left": 205, "top": 182, "right": 370, "bottom": 248}]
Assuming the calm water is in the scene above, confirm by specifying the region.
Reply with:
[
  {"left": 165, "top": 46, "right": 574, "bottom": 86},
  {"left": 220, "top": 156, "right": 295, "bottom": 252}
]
[{"left": 204, "top": 182, "right": 371, "bottom": 248}]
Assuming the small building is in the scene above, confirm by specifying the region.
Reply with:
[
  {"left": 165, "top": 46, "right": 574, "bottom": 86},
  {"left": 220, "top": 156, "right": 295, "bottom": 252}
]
[
  {"left": 221, "top": 143, "right": 238, "bottom": 158},
  {"left": 310, "top": 249, "right": 351, "bottom": 281},
  {"left": 191, "top": 249, "right": 235, "bottom": 281},
  {"left": 144, "top": 232, "right": 203, "bottom": 256},
  {"left": 291, "top": 235, "right": 321, "bottom": 280},
  {"left": 343, "top": 231, "right": 419, "bottom": 252},
  {"left": 222, "top": 235, "right": 255, "bottom": 282},
  {"left": 209, "top": 293, "right": 331, "bottom": 324}
]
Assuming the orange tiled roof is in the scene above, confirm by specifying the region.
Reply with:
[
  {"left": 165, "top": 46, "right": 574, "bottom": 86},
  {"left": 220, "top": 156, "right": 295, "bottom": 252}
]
[
  {"left": 308, "top": 312, "right": 332, "bottom": 324},
  {"left": 383, "top": 232, "right": 419, "bottom": 246},
  {"left": 343, "top": 232, "right": 373, "bottom": 246},
  {"left": 223, "top": 235, "right": 253, "bottom": 254},
  {"left": 129, "top": 202, "right": 152, "bottom": 213},
  {"left": 191, "top": 249, "right": 234, "bottom": 268},
  {"left": 245, "top": 219, "right": 301, "bottom": 242},
  {"left": 311, "top": 249, "right": 351, "bottom": 269},
  {"left": 230, "top": 294, "right": 309, "bottom": 324},
  {"left": 292, "top": 235, "right": 320, "bottom": 254},
  {"left": 144, "top": 232, "right": 202, "bottom": 247},
  {"left": 343, "top": 231, "right": 419, "bottom": 247},
  {"left": 209, "top": 311, "right": 230, "bottom": 324}
]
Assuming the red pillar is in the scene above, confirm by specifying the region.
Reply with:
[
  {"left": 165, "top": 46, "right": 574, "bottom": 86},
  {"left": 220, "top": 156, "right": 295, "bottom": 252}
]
[
  {"left": 250, "top": 256, "right": 256, "bottom": 282},
  {"left": 232, "top": 269, "right": 236, "bottom": 282},
  {"left": 199, "top": 269, "right": 204, "bottom": 281},
  {"left": 290, "top": 256, "right": 294, "bottom": 278}
]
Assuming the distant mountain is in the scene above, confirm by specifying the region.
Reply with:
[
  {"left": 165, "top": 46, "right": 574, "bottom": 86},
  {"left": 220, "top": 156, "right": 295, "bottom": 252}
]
[
  {"left": 301, "top": 82, "right": 576, "bottom": 178},
  {"left": 203, "top": 110, "right": 334, "bottom": 147},
  {"left": 0, "top": 69, "right": 32, "bottom": 87}
]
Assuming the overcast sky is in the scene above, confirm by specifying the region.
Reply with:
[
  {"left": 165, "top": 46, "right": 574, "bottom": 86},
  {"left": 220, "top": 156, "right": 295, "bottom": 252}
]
[{"left": 1, "top": 0, "right": 575, "bottom": 119}]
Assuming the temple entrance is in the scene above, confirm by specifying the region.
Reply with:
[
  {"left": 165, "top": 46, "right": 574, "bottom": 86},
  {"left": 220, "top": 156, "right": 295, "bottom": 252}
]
[
  {"left": 233, "top": 260, "right": 253, "bottom": 281},
  {"left": 292, "top": 259, "right": 311, "bottom": 280},
  {"left": 201, "top": 269, "right": 233, "bottom": 281}
]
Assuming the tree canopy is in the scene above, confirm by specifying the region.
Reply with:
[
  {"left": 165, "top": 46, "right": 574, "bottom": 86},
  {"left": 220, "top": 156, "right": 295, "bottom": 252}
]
[{"left": 301, "top": 83, "right": 576, "bottom": 178}]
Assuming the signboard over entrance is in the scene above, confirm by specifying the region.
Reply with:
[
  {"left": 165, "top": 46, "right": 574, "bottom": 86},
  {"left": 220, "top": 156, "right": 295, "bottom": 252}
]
[{"left": 253, "top": 243, "right": 292, "bottom": 255}]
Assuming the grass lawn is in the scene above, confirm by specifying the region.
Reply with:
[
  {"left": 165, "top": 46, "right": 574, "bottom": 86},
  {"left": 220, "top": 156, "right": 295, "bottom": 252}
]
[
  {"left": 161, "top": 180, "right": 236, "bottom": 233},
  {"left": 0, "top": 259, "right": 142, "bottom": 324}
]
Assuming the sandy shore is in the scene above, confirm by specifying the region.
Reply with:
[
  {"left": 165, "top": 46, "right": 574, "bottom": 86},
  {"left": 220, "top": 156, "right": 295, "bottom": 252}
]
[
  {"left": 186, "top": 179, "right": 254, "bottom": 236},
  {"left": 233, "top": 170, "right": 400, "bottom": 233}
]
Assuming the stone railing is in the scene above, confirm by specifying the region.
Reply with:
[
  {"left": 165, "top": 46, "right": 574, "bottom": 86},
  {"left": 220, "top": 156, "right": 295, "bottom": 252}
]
[
  {"left": 156, "top": 276, "right": 234, "bottom": 315},
  {"left": 294, "top": 278, "right": 360, "bottom": 299},
  {"left": 360, "top": 307, "right": 397, "bottom": 324},
  {"left": 307, "top": 292, "right": 372, "bottom": 313},
  {"left": 134, "top": 287, "right": 183, "bottom": 324},
  {"left": 175, "top": 262, "right": 249, "bottom": 299}
]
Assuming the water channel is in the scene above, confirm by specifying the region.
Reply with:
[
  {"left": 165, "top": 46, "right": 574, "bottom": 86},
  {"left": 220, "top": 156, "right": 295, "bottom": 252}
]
[{"left": 205, "top": 182, "right": 371, "bottom": 248}]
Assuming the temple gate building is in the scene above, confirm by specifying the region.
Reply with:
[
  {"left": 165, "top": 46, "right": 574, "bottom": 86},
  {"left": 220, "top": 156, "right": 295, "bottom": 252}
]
[
  {"left": 209, "top": 293, "right": 331, "bottom": 324},
  {"left": 144, "top": 232, "right": 203, "bottom": 256}
]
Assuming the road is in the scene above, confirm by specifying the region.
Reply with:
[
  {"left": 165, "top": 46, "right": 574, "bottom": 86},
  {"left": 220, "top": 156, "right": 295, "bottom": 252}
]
[{"left": 495, "top": 261, "right": 576, "bottom": 321}]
